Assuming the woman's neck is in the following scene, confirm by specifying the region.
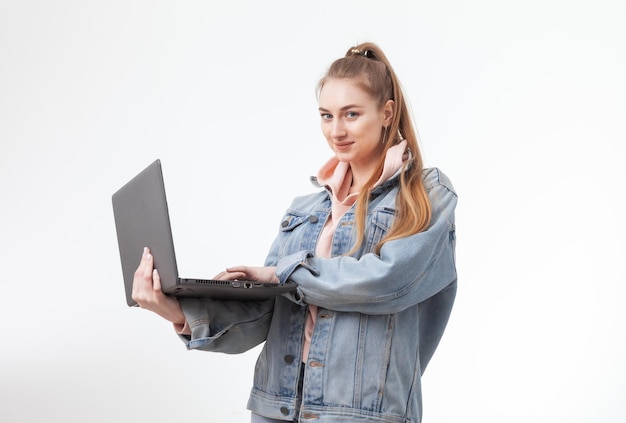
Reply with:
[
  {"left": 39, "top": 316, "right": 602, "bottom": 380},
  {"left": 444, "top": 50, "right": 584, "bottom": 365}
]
[{"left": 348, "top": 163, "right": 379, "bottom": 194}]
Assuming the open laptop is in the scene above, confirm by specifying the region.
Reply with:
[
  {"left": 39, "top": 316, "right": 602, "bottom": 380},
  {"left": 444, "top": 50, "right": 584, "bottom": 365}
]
[{"left": 112, "top": 159, "right": 297, "bottom": 307}]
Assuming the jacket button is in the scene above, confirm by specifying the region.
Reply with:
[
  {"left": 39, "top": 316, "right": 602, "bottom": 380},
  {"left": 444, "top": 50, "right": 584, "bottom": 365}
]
[
  {"left": 280, "top": 407, "right": 290, "bottom": 415},
  {"left": 284, "top": 354, "right": 295, "bottom": 364},
  {"left": 281, "top": 220, "right": 289, "bottom": 227},
  {"left": 308, "top": 215, "right": 318, "bottom": 223}
]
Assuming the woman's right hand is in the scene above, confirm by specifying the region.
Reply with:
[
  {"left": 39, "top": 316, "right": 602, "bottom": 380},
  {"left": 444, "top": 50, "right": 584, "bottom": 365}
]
[
  {"left": 213, "top": 265, "right": 279, "bottom": 284},
  {"left": 132, "top": 247, "right": 186, "bottom": 325}
]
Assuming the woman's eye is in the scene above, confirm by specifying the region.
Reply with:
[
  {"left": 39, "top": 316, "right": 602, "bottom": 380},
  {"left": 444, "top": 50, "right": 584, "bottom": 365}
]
[
  {"left": 346, "top": 111, "right": 358, "bottom": 118},
  {"left": 321, "top": 113, "right": 332, "bottom": 120}
]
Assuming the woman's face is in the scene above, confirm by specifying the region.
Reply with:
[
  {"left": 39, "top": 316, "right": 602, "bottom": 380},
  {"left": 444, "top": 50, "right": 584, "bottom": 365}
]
[{"left": 318, "top": 77, "right": 393, "bottom": 172}]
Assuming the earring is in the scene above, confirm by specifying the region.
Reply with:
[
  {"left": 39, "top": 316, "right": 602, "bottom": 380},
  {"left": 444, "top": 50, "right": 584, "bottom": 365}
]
[{"left": 382, "top": 126, "right": 388, "bottom": 144}]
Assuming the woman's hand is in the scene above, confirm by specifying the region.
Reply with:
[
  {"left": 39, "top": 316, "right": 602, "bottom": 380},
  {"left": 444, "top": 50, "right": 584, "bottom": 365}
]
[
  {"left": 132, "top": 247, "right": 186, "bottom": 325},
  {"left": 214, "top": 266, "right": 279, "bottom": 284}
]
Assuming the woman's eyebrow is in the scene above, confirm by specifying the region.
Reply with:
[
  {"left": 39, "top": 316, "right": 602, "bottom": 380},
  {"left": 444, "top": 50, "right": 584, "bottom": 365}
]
[{"left": 318, "top": 104, "right": 363, "bottom": 112}]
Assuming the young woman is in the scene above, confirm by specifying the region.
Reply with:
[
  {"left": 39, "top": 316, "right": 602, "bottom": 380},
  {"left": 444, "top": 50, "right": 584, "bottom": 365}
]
[{"left": 133, "top": 42, "right": 458, "bottom": 423}]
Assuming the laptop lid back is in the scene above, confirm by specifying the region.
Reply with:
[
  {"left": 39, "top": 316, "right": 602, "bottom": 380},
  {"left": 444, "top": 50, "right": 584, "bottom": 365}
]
[{"left": 112, "top": 159, "right": 179, "bottom": 306}]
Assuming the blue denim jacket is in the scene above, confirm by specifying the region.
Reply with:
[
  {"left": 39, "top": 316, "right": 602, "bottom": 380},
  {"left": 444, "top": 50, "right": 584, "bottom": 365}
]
[{"left": 178, "top": 167, "right": 457, "bottom": 423}]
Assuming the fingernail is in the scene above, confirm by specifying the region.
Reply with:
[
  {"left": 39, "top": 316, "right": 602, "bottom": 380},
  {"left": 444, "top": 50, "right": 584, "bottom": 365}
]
[{"left": 143, "top": 247, "right": 148, "bottom": 255}]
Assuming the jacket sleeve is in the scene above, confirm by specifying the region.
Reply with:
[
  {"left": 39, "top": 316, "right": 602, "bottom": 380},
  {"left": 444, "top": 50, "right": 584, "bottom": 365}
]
[
  {"left": 276, "top": 168, "right": 458, "bottom": 315},
  {"left": 176, "top": 297, "right": 275, "bottom": 354}
]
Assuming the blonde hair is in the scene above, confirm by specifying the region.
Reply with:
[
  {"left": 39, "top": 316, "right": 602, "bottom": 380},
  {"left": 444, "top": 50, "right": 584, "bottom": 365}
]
[{"left": 317, "top": 42, "right": 432, "bottom": 255}]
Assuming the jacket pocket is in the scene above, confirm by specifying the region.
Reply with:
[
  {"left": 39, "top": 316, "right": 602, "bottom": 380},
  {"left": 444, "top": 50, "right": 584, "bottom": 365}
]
[
  {"left": 278, "top": 210, "right": 312, "bottom": 258},
  {"left": 363, "top": 207, "right": 396, "bottom": 253}
]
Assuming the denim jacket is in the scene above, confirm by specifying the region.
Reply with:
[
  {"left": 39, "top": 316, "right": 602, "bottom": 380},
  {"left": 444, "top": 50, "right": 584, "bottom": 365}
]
[{"left": 178, "top": 167, "right": 457, "bottom": 423}]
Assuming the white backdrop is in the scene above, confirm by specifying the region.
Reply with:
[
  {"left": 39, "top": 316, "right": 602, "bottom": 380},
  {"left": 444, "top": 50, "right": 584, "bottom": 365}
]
[{"left": 1, "top": 1, "right": 625, "bottom": 422}]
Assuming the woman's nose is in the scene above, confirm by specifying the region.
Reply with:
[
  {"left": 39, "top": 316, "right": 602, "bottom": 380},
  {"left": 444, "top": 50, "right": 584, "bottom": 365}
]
[{"left": 330, "top": 120, "right": 347, "bottom": 138}]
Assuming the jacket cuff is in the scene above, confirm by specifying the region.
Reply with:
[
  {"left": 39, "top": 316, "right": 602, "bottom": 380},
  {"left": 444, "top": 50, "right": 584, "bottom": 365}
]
[{"left": 275, "top": 250, "right": 316, "bottom": 284}]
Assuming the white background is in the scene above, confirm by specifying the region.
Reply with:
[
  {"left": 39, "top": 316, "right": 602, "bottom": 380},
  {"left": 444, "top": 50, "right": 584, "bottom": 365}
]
[{"left": 1, "top": 1, "right": 625, "bottom": 422}]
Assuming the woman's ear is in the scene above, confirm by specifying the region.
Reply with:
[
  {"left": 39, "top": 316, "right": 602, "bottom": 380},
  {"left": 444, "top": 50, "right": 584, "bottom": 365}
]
[{"left": 383, "top": 100, "right": 394, "bottom": 126}]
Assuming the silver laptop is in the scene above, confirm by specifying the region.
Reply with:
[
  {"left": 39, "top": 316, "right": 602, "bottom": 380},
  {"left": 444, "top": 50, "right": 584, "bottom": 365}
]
[{"left": 112, "top": 159, "right": 297, "bottom": 307}]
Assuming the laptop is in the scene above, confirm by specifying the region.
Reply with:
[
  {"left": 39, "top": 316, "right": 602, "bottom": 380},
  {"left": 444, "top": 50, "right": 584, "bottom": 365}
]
[{"left": 112, "top": 159, "right": 297, "bottom": 307}]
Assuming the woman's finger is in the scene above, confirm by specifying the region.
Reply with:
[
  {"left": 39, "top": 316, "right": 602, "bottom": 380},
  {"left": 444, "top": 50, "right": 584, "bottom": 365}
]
[
  {"left": 152, "top": 269, "right": 162, "bottom": 292},
  {"left": 142, "top": 248, "right": 154, "bottom": 280},
  {"left": 225, "top": 265, "right": 247, "bottom": 273},
  {"left": 214, "top": 270, "right": 247, "bottom": 280}
]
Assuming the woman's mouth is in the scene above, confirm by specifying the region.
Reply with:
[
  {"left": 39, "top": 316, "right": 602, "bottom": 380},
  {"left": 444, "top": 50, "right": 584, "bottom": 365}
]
[{"left": 334, "top": 141, "right": 354, "bottom": 150}]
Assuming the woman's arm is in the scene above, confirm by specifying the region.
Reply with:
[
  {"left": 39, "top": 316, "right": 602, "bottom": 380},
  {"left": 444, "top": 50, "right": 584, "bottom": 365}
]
[
  {"left": 132, "top": 248, "right": 275, "bottom": 353},
  {"left": 277, "top": 174, "right": 458, "bottom": 315}
]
